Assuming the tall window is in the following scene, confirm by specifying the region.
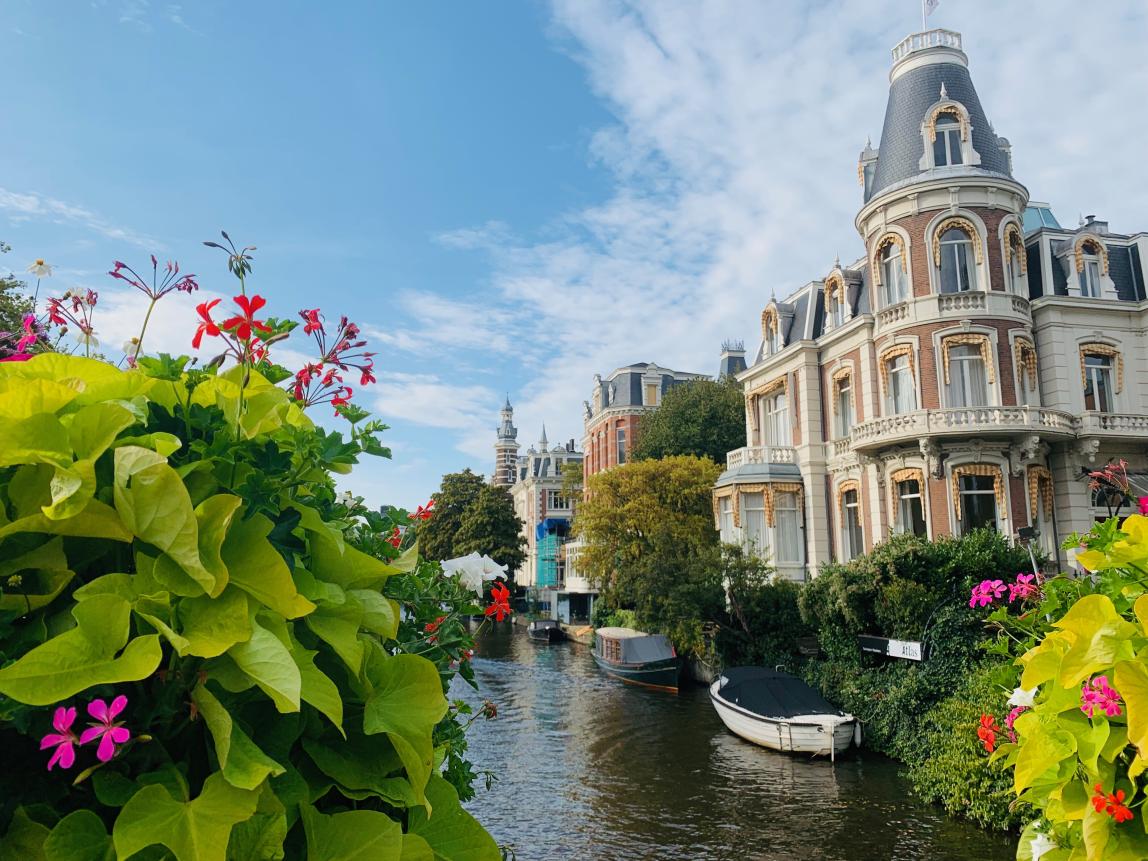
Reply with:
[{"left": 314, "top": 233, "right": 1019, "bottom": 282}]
[
  {"left": 645, "top": 383, "right": 659, "bottom": 405},
  {"left": 882, "top": 242, "right": 907, "bottom": 305},
  {"left": 840, "top": 489, "right": 864, "bottom": 561},
  {"left": 764, "top": 392, "right": 788, "bottom": 447},
  {"left": 896, "top": 479, "right": 927, "bottom": 537},
  {"left": 946, "top": 344, "right": 988, "bottom": 408},
  {"left": 1006, "top": 242, "right": 1026, "bottom": 295},
  {"left": 1016, "top": 344, "right": 1039, "bottom": 407},
  {"left": 765, "top": 326, "right": 778, "bottom": 356},
  {"left": 616, "top": 427, "right": 627, "bottom": 464},
  {"left": 887, "top": 355, "right": 917, "bottom": 414},
  {"left": 1081, "top": 253, "right": 1102, "bottom": 298},
  {"left": 834, "top": 375, "right": 853, "bottom": 439},
  {"left": 827, "top": 294, "right": 844, "bottom": 329},
  {"left": 959, "top": 475, "right": 998, "bottom": 534},
  {"left": 547, "top": 491, "right": 571, "bottom": 510},
  {"left": 938, "top": 227, "right": 975, "bottom": 293},
  {"left": 742, "top": 492, "right": 768, "bottom": 556},
  {"left": 775, "top": 491, "right": 803, "bottom": 563},
  {"left": 1083, "top": 355, "right": 1114, "bottom": 412},
  {"left": 932, "top": 119, "right": 964, "bottom": 166},
  {"left": 718, "top": 497, "right": 735, "bottom": 545}
]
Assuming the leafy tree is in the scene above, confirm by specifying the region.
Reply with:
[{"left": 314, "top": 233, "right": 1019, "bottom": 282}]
[
  {"left": 560, "top": 459, "right": 583, "bottom": 502},
  {"left": 632, "top": 376, "right": 745, "bottom": 465},
  {"left": 0, "top": 242, "right": 33, "bottom": 353},
  {"left": 575, "top": 455, "right": 724, "bottom": 652},
  {"left": 455, "top": 484, "right": 526, "bottom": 578},
  {"left": 418, "top": 468, "right": 487, "bottom": 562}
]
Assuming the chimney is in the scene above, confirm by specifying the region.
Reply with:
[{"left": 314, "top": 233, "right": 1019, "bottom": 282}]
[{"left": 719, "top": 339, "right": 747, "bottom": 378}]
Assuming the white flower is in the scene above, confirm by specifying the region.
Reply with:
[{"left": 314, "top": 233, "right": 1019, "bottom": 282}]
[
  {"left": 1029, "top": 829, "right": 1056, "bottom": 861},
  {"left": 26, "top": 259, "right": 53, "bottom": 278},
  {"left": 75, "top": 330, "right": 99, "bottom": 349},
  {"left": 441, "top": 551, "right": 507, "bottom": 594},
  {"left": 122, "top": 337, "right": 140, "bottom": 355},
  {"left": 1008, "top": 686, "right": 1038, "bottom": 708}
]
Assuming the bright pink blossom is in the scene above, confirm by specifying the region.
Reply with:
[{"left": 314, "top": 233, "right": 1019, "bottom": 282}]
[
  {"left": 79, "top": 696, "right": 131, "bottom": 762},
  {"left": 302, "top": 308, "right": 324, "bottom": 335},
  {"left": 1005, "top": 705, "right": 1028, "bottom": 743},
  {"left": 15, "top": 314, "right": 37, "bottom": 353},
  {"left": 1008, "top": 573, "right": 1039, "bottom": 604},
  {"left": 1139, "top": 496, "right": 1148, "bottom": 516},
  {"left": 1081, "top": 676, "right": 1123, "bottom": 719},
  {"left": 969, "top": 579, "right": 1007, "bottom": 608},
  {"left": 39, "top": 707, "right": 79, "bottom": 771}
]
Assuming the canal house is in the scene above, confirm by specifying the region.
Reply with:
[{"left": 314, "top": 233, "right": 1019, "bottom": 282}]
[{"left": 714, "top": 28, "right": 1148, "bottom": 579}]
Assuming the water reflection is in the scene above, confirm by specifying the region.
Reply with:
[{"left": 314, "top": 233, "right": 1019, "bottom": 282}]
[{"left": 456, "top": 624, "right": 1014, "bottom": 860}]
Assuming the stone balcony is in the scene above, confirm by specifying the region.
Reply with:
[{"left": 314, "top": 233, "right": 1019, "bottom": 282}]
[
  {"left": 1079, "top": 413, "right": 1148, "bottom": 437},
  {"left": 849, "top": 406, "right": 1078, "bottom": 452},
  {"left": 875, "top": 291, "right": 1030, "bottom": 335},
  {"left": 725, "top": 445, "right": 798, "bottom": 469}
]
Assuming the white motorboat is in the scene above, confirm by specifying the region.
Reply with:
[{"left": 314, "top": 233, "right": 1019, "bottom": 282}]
[{"left": 710, "top": 667, "right": 860, "bottom": 760}]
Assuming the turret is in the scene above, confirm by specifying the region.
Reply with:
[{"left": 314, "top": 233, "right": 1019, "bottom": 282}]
[{"left": 493, "top": 396, "right": 519, "bottom": 486}]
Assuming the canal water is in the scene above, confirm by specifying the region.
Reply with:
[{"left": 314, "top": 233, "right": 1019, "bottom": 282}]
[{"left": 456, "top": 624, "right": 1016, "bottom": 861}]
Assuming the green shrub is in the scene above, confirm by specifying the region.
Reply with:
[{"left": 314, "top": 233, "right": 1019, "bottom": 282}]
[{"left": 716, "top": 545, "right": 811, "bottom": 668}]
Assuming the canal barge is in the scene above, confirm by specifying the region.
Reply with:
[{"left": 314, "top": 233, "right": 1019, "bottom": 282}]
[
  {"left": 527, "top": 619, "right": 565, "bottom": 643},
  {"left": 710, "top": 667, "right": 858, "bottom": 759},
  {"left": 592, "top": 627, "right": 680, "bottom": 691}
]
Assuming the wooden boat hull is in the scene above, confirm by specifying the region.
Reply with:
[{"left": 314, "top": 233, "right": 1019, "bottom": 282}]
[
  {"left": 592, "top": 654, "right": 679, "bottom": 691},
  {"left": 710, "top": 682, "right": 856, "bottom": 757},
  {"left": 527, "top": 626, "right": 565, "bottom": 643}
]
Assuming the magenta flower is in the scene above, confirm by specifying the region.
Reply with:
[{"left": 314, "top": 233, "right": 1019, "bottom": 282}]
[
  {"left": 1008, "top": 573, "right": 1039, "bottom": 604},
  {"left": 15, "top": 314, "right": 37, "bottom": 353},
  {"left": 1005, "top": 705, "right": 1028, "bottom": 743},
  {"left": 1139, "top": 496, "right": 1148, "bottom": 516},
  {"left": 79, "top": 696, "right": 131, "bottom": 762},
  {"left": 1081, "top": 676, "right": 1123, "bottom": 719},
  {"left": 39, "top": 707, "right": 79, "bottom": 771},
  {"left": 969, "top": 579, "right": 1007, "bottom": 608}
]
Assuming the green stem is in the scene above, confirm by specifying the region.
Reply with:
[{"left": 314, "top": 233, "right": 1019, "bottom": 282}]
[{"left": 134, "top": 297, "right": 157, "bottom": 363}]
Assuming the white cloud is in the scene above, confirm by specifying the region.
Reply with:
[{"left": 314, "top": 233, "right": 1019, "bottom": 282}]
[
  {"left": 370, "top": 372, "right": 498, "bottom": 459},
  {"left": 434, "top": 0, "right": 1148, "bottom": 461},
  {"left": 0, "top": 188, "right": 158, "bottom": 250},
  {"left": 363, "top": 291, "right": 522, "bottom": 357}
]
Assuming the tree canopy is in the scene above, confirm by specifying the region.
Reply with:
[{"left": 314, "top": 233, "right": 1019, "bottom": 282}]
[
  {"left": 419, "top": 469, "right": 526, "bottom": 577},
  {"left": 632, "top": 377, "right": 745, "bottom": 465},
  {"left": 575, "top": 455, "right": 724, "bottom": 651}
]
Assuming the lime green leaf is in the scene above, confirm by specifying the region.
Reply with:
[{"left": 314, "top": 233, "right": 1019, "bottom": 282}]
[
  {"left": 0, "top": 500, "right": 131, "bottom": 543},
  {"left": 1059, "top": 710, "right": 1109, "bottom": 778},
  {"left": 1054, "top": 595, "right": 1138, "bottom": 687},
  {"left": 227, "top": 619, "right": 301, "bottom": 713},
  {"left": 114, "top": 432, "right": 182, "bottom": 458},
  {"left": 134, "top": 592, "right": 191, "bottom": 654},
  {"left": 1014, "top": 727, "right": 1077, "bottom": 794},
  {"left": 64, "top": 401, "right": 137, "bottom": 461},
  {"left": 400, "top": 834, "right": 435, "bottom": 861},
  {"left": 363, "top": 654, "right": 448, "bottom": 802},
  {"left": 112, "top": 772, "right": 259, "bottom": 861},
  {"left": 1136, "top": 595, "right": 1148, "bottom": 637},
  {"left": 0, "top": 537, "right": 74, "bottom": 612},
  {"left": 408, "top": 776, "right": 501, "bottom": 861},
  {"left": 1059, "top": 778, "right": 1090, "bottom": 821},
  {"left": 43, "top": 810, "right": 114, "bottom": 861},
  {"left": 1115, "top": 659, "right": 1148, "bottom": 758},
  {"left": 73, "top": 573, "right": 139, "bottom": 602},
  {"left": 179, "top": 586, "right": 252, "bottom": 658},
  {"left": 350, "top": 589, "right": 400, "bottom": 639},
  {"left": 113, "top": 447, "right": 219, "bottom": 595},
  {"left": 302, "top": 733, "right": 414, "bottom": 806},
  {"left": 309, "top": 529, "right": 399, "bottom": 591},
  {"left": 191, "top": 682, "right": 286, "bottom": 790},
  {"left": 0, "top": 594, "right": 163, "bottom": 704},
  {"left": 305, "top": 600, "right": 365, "bottom": 672},
  {"left": 0, "top": 808, "right": 49, "bottom": 861},
  {"left": 0, "top": 376, "right": 81, "bottom": 419},
  {"left": 92, "top": 771, "right": 140, "bottom": 808},
  {"left": 289, "top": 503, "right": 344, "bottom": 554},
  {"left": 299, "top": 805, "right": 402, "bottom": 861},
  {"left": 222, "top": 513, "right": 315, "bottom": 619},
  {"left": 0, "top": 413, "right": 72, "bottom": 468},
  {"left": 1082, "top": 805, "right": 1112, "bottom": 860},
  {"left": 288, "top": 635, "right": 344, "bottom": 734},
  {"left": 226, "top": 783, "right": 287, "bottom": 861},
  {"left": 291, "top": 566, "right": 345, "bottom": 604},
  {"left": 194, "top": 494, "right": 243, "bottom": 591}
]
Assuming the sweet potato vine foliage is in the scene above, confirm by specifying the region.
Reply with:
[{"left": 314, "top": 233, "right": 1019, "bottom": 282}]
[{"left": 0, "top": 236, "right": 500, "bottom": 860}]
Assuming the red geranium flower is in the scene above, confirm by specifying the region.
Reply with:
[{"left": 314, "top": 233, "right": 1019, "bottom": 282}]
[
  {"left": 192, "top": 299, "right": 222, "bottom": 348},
  {"left": 220, "top": 294, "right": 272, "bottom": 342},
  {"left": 410, "top": 499, "right": 435, "bottom": 521},
  {"left": 1092, "top": 784, "right": 1135, "bottom": 822},
  {"left": 485, "top": 581, "right": 512, "bottom": 622},
  {"left": 302, "top": 308, "right": 324, "bottom": 335},
  {"left": 386, "top": 526, "right": 402, "bottom": 548},
  {"left": 976, "top": 713, "right": 1000, "bottom": 753},
  {"left": 425, "top": 615, "right": 445, "bottom": 635}
]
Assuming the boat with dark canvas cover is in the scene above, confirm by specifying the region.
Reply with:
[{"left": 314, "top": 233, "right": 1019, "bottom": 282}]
[
  {"left": 527, "top": 619, "right": 565, "bottom": 643},
  {"left": 591, "top": 627, "right": 680, "bottom": 691},
  {"left": 710, "top": 667, "right": 859, "bottom": 759}
]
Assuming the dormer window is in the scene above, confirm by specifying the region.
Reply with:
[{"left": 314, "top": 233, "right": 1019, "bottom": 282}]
[
  {"left": 938, "top": 227, "right": 974, "bottom": 293},
  {"left": 933, "top": 119, "right": 964, "bottom": 166},
  {"left": 1081, "top": 252, "right": 1102, "bottom": 298},
  {"left": 881, "top": 242, "right": 907, "bottom": 305},
  {"left": 761, "top": 307, "right": 781, "bottom": 356},
  {"left": 765, "top": 327, "right": 778, "bottom": 356},
  {"left": 827, "top": 294, "right": 844, "bottom": 329}
]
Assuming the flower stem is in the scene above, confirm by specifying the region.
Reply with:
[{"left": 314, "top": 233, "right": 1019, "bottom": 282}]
[{"left": 134, "top": 298, "right": 157, "bottom": 363}]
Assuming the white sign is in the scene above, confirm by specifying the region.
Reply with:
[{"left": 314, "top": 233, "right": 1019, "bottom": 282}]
[{"left": 888, "top": 639, "right": 923, "bottom": 661}]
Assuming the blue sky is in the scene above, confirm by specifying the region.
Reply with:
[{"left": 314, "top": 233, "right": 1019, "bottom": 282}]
[{"left": 4, "top": 1, "right": 1148, "bottom": 508}]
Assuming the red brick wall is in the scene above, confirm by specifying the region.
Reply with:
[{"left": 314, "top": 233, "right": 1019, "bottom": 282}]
[
  {"left": 888, "top": 207, "right": 1010, "bottom": 298},
  {"left": 927, "top": 475, "right": 952, "bottom": 538},
  {"left": 1009, "top": 474, "right": 1029, "bottom": 527},
  {"left": 584, "top": 413, "right": 645, "bottom": 479}
]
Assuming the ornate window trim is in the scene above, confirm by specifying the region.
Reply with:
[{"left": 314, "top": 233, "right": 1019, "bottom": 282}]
[
  {"left": 889, "top": 467, "right": 927, "bottom": 531},
  {"left": 951, "top": 463, "right": 1005, "bottom": 520},
  {"left": 927, "top": 103, "right": 971, "bottom": 143},
  {"left": 932, "top": 216, "right": 984, "bottom": 267},
  {"left": 836, "top": 478, "right": 860, "bottom": 513},
  {"left": 1013, "top": 336, "right": 1038, "bottom": 390},
  {"left": 1074, "top": 235, "right": 1109, "bottom": 275},
  {"left": 831, "top": 365, "right": 857, "bottom": 428},
  {"left": 745, "top": 376, "right": 787, "bottom": 433},
  {"left": 871, "top": 232, "right": 908, "bottom": 285},
  {"left": 878, "top": 344, "right": 916, "bottom": 391},
  {"left": 713, "top": 486, "right": 736, "bottom": 528},
  {"left": 1003, "top": 221, "right": 1027, "bottom": 274},
  {"left": 1079, "top": 343, "right": 1123, "bottom": 393},
  {"left": 941, "top": 333, "right": 995, "bottom": 385},
  {"left": 766, "top": 482, "right": 805, "bottom": 528},
  {"left": 1026, "top": 465, "right": 1053, "bottom": 522},
  {"left": 761, "top": 306, "right": 781, "bottom": 342}
]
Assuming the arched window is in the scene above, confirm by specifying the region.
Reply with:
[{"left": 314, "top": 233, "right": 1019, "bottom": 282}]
[
  {"left": 1014, "top": 338, "right": 1039, "bottom": 407},
  {"left": 881, "top": 242, "right": 907, "bottom": 305},
  {"left": 827, "top": 294, "right": 844, "bottom": 329},
  {"left": 765, "top": 326, "right": 777, "bottom": 356},
  {"left": 933, "top": 118, "right": 964, "bottom": 166},
  {"left": 1004, "top": 224, "right": 1027, "bottom": 295},
  {"left": 942, "top": 335, "right": 994, "bottom": 408},
  {"left": 762, "top": 307, "right": 780, "bottom": 356},
  {"left": 832, "top": 368, "right": 854, "bottom": 439},
  {"left": 938, "top": 227, "right": 975, "bottom": 293},
  {"left": 1079, "top": 344, "right": 1122, "bottom": 413},
  {"left": 837, "top": 480, "right": 864, "bottom": 561},
  {"left": 1080, "top": 249, "right": 1102, "bottom": 298}
]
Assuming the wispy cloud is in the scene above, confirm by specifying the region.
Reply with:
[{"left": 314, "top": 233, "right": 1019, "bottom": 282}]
[
  {"left": 370, "top": 372, "right": 498, "bottom": 459},
  {"left": 0, "top": 188, "right": 158, "bottom": 250}
]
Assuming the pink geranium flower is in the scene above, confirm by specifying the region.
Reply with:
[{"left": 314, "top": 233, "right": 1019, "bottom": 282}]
[
  {"left": 1081, "top": 676, "right": 1123, "bottom": 719},
  {"left": 1008, "top": 573, "right": 1039, "bottom": 603},
  {"left": 969, "top": 579, "right": 1007, "bottom": 608},
  {"left": 79, "top": 696, "right": 131, "bottom": 762},
  {"left": 39, "top": 706, "right": 79, "bottom": 771},
  {"left": 1139, "top": 496, "right": 1148, "bottom": 516}
]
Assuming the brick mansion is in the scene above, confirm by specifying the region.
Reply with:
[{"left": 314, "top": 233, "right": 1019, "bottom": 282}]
[{"left": 713, "top": 28, "right": 1148, "bottom": 579}]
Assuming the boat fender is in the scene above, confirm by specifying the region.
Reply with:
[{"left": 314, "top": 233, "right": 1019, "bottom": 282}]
[{"left": 853, "top": 722, "right": 862, "bottom": 748}]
